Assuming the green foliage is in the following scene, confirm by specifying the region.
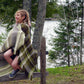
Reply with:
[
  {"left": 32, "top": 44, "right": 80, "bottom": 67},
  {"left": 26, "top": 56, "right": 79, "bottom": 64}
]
[
  {"left": 49, "top": 50, "right": 57, "bottom": 60},
  {"left": 31, "top": 0, "right": 38, "bottom": 20},
  {"left": 0, "top": 0, "right": 58, "bottom": 27},
  {"left": 31, "top": 0, "right": 58, "bottom": 19},
  {"left": 49, "top": 1, "right": 81, "bottom": 66},
  {"left": 49, "top": 22, "right": 70, "bottom": 65},
  {"left": 0, "top": 0, "right": 23, "bottom": 28},
  {"left": 46, "top": 2, "right": 58, "bottom": 18}
]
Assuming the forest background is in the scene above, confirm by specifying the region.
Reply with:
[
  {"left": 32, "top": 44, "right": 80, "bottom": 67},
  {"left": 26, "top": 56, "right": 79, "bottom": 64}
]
[{"left": 0, "top": 0, "right": 84, "bottom": 68}]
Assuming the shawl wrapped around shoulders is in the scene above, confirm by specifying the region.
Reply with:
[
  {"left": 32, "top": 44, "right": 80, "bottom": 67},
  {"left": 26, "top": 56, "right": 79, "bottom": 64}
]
[{"left": 0, "top": 23, "right": 38, "bottom": 79}]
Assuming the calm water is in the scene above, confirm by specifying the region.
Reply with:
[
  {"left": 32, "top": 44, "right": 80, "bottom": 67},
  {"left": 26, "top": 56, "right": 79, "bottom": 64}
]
[
  {"left": 0, "top": 26, "right": 6, "bottom": 34},
  {"left": 43, "top": 20, "right": 59, "bottom": 51},
  {"left": 39, "top": 20, "right": 59, "bottom": 69}
]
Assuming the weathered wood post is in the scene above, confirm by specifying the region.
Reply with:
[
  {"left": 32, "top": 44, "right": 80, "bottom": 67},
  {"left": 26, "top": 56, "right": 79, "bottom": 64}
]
[{"left": 40, "top": 36, "right": 46, "bottom": 84}]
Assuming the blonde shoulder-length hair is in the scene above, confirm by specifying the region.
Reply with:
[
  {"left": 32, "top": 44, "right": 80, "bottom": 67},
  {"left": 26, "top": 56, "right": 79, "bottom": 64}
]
[{"left": 15, "top": 9, "right": 30, "bottom": 25}]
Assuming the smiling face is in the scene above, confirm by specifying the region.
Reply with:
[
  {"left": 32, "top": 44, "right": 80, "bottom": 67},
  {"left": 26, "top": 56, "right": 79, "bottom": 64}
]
[{"left": 15, "top": 12, "right": 25, "bottom": 23}]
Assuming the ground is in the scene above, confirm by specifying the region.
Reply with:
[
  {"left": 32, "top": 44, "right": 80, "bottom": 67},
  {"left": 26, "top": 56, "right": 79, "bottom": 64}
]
[{"left": 1, "top": 65, "right": 84, "bottom": 84}]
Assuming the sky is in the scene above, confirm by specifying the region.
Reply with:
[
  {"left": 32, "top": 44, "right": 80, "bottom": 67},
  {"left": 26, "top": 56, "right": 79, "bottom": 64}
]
[{"left": 57, "top": 0, "right": 75, "bottom": 5}]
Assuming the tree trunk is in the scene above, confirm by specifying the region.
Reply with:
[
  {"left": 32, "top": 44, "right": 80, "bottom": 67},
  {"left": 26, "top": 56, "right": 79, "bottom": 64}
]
[
  {"left": 77, "top": 51, "right": 80, "bottom": 65},
  {"left": 32, "top": 0, "right": 46, "bottom": 54},
  {"left": 66, "top": 0, "right": 70, "bottom": 67},
  {"left": 72, "top": 54, "right": 75, "bottom": 66},
  {"left": 40, "top": 36, "right": 46, "bottom": 84},
  {"left": 80, "top": 1, "right": 84, "bottom": 65},
  {"left": 23, "top": 0, "right": 32, "bottom": 19},
  {"left": 23, "top": 0, "right": 32, "bottom": 36},
  {"left": 67, "top": 22, "right": 70, "bottom": 67}
]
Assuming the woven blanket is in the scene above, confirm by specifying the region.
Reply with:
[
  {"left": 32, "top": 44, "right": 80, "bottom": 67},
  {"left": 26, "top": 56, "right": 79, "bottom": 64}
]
[{"left": 0, "top": 23, "right": 38, "bottom": 79}]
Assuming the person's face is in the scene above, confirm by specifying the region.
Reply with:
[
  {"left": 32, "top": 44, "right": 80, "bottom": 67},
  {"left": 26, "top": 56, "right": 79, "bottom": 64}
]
[{"left": 15, "top": 12, "right": 25, "bottom": 23}]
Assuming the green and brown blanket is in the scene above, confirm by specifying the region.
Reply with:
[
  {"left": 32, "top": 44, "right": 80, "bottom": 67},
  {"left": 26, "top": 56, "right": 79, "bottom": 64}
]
[{"left": 0, "top": 23, "right": 38, "bottom": 79}]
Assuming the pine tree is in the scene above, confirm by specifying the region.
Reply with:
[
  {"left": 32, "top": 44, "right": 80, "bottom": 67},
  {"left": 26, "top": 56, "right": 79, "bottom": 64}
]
[{"left": 49, "top": 0, "right": 81, "bottom": 67}]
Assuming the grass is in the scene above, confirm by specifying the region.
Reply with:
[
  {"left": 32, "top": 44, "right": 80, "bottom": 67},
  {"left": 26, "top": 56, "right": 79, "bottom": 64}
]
[
  {"left": 46, "top": 65, "right": 81, "bottom": 76},
  {"left": 1, "top": 64, "right": 84, "bottom": 84},
  {"left": 46, "top": 65, "right": 84, "bottom": 84}
]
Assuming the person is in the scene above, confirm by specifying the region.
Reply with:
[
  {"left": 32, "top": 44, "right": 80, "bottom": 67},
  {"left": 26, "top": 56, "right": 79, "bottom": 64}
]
[{"left": 0, "top": 9, "right": 37, "bottom": 79}]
